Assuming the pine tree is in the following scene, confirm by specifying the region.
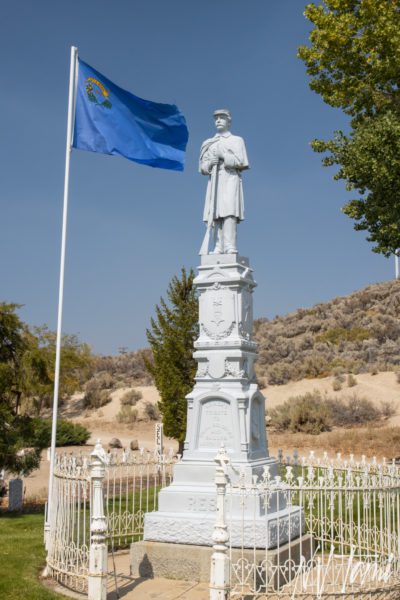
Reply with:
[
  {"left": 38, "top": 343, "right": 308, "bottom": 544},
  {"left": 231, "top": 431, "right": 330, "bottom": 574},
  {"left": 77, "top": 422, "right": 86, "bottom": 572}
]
[{"left": 146, "top": 268, "right": 198, "bottom": 454}]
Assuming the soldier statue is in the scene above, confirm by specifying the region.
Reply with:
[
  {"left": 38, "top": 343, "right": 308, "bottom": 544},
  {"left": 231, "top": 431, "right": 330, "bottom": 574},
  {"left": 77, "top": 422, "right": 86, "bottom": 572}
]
[{"left": 199, "top": 109, "right": 249, "bottom": 254}]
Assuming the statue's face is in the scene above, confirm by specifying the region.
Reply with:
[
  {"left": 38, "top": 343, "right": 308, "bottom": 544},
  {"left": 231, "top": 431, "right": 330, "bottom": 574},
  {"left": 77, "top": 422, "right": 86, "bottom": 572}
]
[{"left": 214, "top": 114, "right": 230, "bottom": 133}]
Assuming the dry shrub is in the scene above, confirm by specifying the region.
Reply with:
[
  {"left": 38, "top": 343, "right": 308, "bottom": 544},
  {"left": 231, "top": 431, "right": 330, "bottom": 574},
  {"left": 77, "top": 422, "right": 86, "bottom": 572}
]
[
  {"left": 269, "top": 391, "right": 385, "bottom": 434},
  {"left": 83, "top": 377, "right": 112, "bottom": 408},
  {"left": 332, "top": 378, "right": 342, "bottom": 392},
  {"left": 347, "top": 374, "right": 357, "bottom": 387},
  {"left": 116, "top": 405, "right": 138, "bottom": 425},
  {"left": 120, "top": 389, "right": 142, "bottom": 406},
  {"left": 254, "top": 281, "right": 400, "bottom": 385},
  {"left": 316, "top": 327, "right": 371, "bottom": 345},
  {"left": 269, "top": 427, "right": 400, "bottom": 460},
  {"left": 396, "top": 371, "right": 400, "bottom": 384},
  {"left": 302, "top": 354, "right": 330, "bottom": 379},
  {"left": 380, "top": 400, "right": 396, "bottom": 418},
  {"left": 332, "top": 368, "right": 345, "bottom": 380},
  {"left": 326, "top": 394, "right": 381, "bottom": 427},
  {"left": 90, "top": 348, "right": 153, "bottom": 387},
  {"left": 266, "top": 363, "right": 294, "bottom": 385},
  {"left": 257, "top": 377, "right": 267, "bottom": 390},
  {"left": 269, "top": 391, "right": 332, "bottom": 435},
  {"left": 143, "top": 401, "right": 159, "bottom": 421},
  {"left": 93, "top": 372, "right": 115, "bottom": 389}
]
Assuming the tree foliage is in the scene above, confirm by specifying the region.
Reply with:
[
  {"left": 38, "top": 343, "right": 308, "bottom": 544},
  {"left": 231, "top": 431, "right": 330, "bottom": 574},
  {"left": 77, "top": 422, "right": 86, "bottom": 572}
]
[
  {"left": 0, "top": 303, "right": 43, "bottom": 474},
  {"left": 298, "top": 0, "right": 400, "bottom": 256},
  {"left": 146, "top": 269, "right": 198, "bottom": 453},
  {"left": 22, "top": 326, "right": 92, "bottom": 415},
  {"left": 0, "top": 302, "right": 92, "bottom": 475},
  {"left": 31, "top": 418, "right": 90, "bottom": 447}
]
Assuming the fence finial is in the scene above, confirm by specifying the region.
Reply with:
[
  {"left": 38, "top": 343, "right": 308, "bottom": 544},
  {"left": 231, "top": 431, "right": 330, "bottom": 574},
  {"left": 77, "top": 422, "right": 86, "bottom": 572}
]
[{"left": 91, "top": 439, "right": 108, "bottom": 464}]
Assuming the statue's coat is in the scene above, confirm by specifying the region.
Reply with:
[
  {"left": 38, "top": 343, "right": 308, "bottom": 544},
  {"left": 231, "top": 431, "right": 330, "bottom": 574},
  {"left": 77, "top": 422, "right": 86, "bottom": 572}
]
[{"left": 199, "top": 132, "right": 249, "bottom": 223}]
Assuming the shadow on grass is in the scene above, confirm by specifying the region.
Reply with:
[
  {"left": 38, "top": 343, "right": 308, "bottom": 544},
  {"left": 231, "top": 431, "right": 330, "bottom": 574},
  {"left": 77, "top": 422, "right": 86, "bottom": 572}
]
[{"left": 0, "top": 511, "right": 69, "bottom": 600}]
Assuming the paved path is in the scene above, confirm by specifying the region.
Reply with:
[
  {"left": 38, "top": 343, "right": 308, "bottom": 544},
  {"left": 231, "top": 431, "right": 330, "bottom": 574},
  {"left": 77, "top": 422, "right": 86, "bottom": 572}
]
[
  {"left": 107, "top": 577, "right": 208, "bottom": 600},
  {"left": 107, "top": 553, "right": 209, "bottom": 600},
  {"left": 52, "top": 552, "right": 209, "bottom": 600}
]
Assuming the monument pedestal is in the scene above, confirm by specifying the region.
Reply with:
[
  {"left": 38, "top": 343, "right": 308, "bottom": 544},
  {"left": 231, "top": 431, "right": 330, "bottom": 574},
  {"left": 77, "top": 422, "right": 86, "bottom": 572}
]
[
  {"left": 143, "top": 255, "right": 302, "bottom": 548},
  {"left": 131, "top": 536, "right": 314, "bottom": 583}
]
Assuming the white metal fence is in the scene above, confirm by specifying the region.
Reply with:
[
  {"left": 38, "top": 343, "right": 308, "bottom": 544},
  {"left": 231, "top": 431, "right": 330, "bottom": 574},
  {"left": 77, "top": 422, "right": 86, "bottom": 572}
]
[
  {"left": 45, "top": 442, "right": 175, "bottom": 594},
  {"left": 46, "top": 443, "right": 400, "bottom": 600},
  {"left": 210, "top": 448, "right": 400, "bottom": 600}
]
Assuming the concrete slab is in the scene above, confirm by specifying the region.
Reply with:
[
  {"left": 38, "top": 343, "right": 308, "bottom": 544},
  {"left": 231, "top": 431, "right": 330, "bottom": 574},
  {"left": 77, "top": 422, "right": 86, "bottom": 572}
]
[
  {"left": 43, "top": 552, "right": 209, "bottom": 600},
  {"left": 107, "top": 578, "right": 208, "bottom": 600},
  {"left": 131, "top": 535, "right": 313, "bottom": 584}
]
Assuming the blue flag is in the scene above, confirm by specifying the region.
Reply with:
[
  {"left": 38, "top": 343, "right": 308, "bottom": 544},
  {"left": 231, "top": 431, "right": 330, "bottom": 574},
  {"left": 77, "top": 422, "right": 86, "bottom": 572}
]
[{"left": 73, "top": 59, "right": 188, "bottom": 171}]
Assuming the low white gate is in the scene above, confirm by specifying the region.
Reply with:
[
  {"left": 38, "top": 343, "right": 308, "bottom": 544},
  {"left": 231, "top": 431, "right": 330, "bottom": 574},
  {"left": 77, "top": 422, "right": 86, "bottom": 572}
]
[{"left": 45, "top": 442, "right": 175, "bottom": 594}]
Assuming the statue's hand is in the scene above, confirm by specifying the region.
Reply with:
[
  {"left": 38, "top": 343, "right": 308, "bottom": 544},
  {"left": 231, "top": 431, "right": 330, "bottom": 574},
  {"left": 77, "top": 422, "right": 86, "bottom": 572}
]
[{"left": 209, "top": 155, "right": 220, "bottom": 169}]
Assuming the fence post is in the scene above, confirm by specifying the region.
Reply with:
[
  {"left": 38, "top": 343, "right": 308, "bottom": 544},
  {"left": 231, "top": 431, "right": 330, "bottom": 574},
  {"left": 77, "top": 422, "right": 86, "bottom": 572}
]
[
  {"left": 210, "top": 444, "right": 230, "bottom": 600},
  {"left": 88, "top": 441, "right": 108, "bottom": 600}
]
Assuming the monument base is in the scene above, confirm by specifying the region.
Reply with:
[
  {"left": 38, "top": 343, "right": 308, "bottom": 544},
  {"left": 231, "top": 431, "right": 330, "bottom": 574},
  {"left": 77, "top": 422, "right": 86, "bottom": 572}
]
[
  {"left": 144, "top": 504, "right": 303, "bottom": 548},
  {"left": 131, "top": 536, "right": 314, "bottom": 583}
]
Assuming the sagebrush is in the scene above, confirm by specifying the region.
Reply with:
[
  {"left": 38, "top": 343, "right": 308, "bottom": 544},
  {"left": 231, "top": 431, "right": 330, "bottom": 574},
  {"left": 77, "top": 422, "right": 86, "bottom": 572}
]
[
  {"left": 116, "top": 405, "right": 138, "bottom": 425},
  {"left": 120, "top": 389, "right": 142, "bottom": 406},
  {"left": 83, "top": 378, "right": 112, "bottom": 409},
  {"left": 255, "top": 280, "right": 400, "bottom": 385},
  {"left": 269, "top": 390, "right": 390, "bottom": 434}
]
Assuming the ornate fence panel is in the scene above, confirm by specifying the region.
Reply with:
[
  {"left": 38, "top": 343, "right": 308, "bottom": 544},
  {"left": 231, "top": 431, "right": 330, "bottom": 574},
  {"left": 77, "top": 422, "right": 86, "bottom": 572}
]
[
  {"left": 221, "top": 452, "right": 400, "bottom": 600},
  {"left": 46, "top": 453, "right": 91, "bottom": 593},
  {"left": 46, "top": 445, "right": 175, "bottom": 594},
  {"left": 105, "top": 448, "right": 175, "bottom": 548}
]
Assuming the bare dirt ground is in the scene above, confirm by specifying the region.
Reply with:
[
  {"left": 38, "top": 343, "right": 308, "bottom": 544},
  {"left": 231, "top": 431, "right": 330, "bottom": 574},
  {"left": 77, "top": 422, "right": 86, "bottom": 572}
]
[
  {"left": 266, "top": 370, "right": 400, "bottom": 417},
  {"left": 22, "top": 372, "right": 400, "bottom": 501}
]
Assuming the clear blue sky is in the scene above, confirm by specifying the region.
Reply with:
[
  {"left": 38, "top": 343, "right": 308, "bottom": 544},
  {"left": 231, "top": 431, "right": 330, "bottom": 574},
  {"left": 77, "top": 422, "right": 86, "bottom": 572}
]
[{"left": 0, "top": 0, "right": 394, "bottom": 355}]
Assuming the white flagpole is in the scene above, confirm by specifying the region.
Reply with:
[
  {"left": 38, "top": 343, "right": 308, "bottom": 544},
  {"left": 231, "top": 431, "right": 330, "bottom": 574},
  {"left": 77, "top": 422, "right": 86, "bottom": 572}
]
[{"left": 44, "top": 45, "right": 78, "bottom": 550}]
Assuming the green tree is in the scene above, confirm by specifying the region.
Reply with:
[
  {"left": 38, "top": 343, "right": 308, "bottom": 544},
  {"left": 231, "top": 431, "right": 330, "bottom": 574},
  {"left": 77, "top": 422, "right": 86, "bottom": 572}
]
[
  {"left": 0, "top": 303, "right": 45, "bottom": 474},
  {"left": 0, "top": 303, "right": 93, "bottom": 474},
  {"left": 25, "top": 326, "right": 92, "bottom": 415},
  {"left": 298, "top": 0, "right": 400, "bottom": 256},
  {"left": 146, "top": 268, "right": 198, "bottom": 454}
]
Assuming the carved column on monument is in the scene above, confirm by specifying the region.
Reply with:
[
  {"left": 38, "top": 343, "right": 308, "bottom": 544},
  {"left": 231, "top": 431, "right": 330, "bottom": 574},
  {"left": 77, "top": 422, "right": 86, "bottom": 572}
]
[{"left": 183, "top": 253, "right": 268, "bottom": 467}]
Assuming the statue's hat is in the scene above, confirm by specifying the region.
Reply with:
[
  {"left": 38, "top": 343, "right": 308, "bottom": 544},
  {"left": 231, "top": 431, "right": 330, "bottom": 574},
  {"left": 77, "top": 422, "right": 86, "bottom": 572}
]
[{"left": 213, "top": 108, "right": 231, "bottom": 120}]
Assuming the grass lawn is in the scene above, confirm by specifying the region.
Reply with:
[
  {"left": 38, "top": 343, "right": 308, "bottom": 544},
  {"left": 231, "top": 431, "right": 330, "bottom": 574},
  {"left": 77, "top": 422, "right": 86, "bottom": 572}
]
[{"left": 0, "top": 511, "right": 68, "bottom": 600}]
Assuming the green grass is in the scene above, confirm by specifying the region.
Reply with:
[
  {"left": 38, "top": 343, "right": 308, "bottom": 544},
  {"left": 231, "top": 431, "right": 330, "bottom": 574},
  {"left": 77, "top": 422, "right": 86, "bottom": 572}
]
[
  {"left": 106, "top": 484, "right": 160, "bottom": 515},
  {"left": 0, "top": 512, "right": 68, "bottom": 600}
]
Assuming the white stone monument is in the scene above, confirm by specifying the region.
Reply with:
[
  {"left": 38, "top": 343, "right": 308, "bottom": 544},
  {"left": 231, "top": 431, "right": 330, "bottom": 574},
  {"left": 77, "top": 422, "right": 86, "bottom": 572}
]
[{"left": 142, "top": 111, "right": 302, "bottom": 549}]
